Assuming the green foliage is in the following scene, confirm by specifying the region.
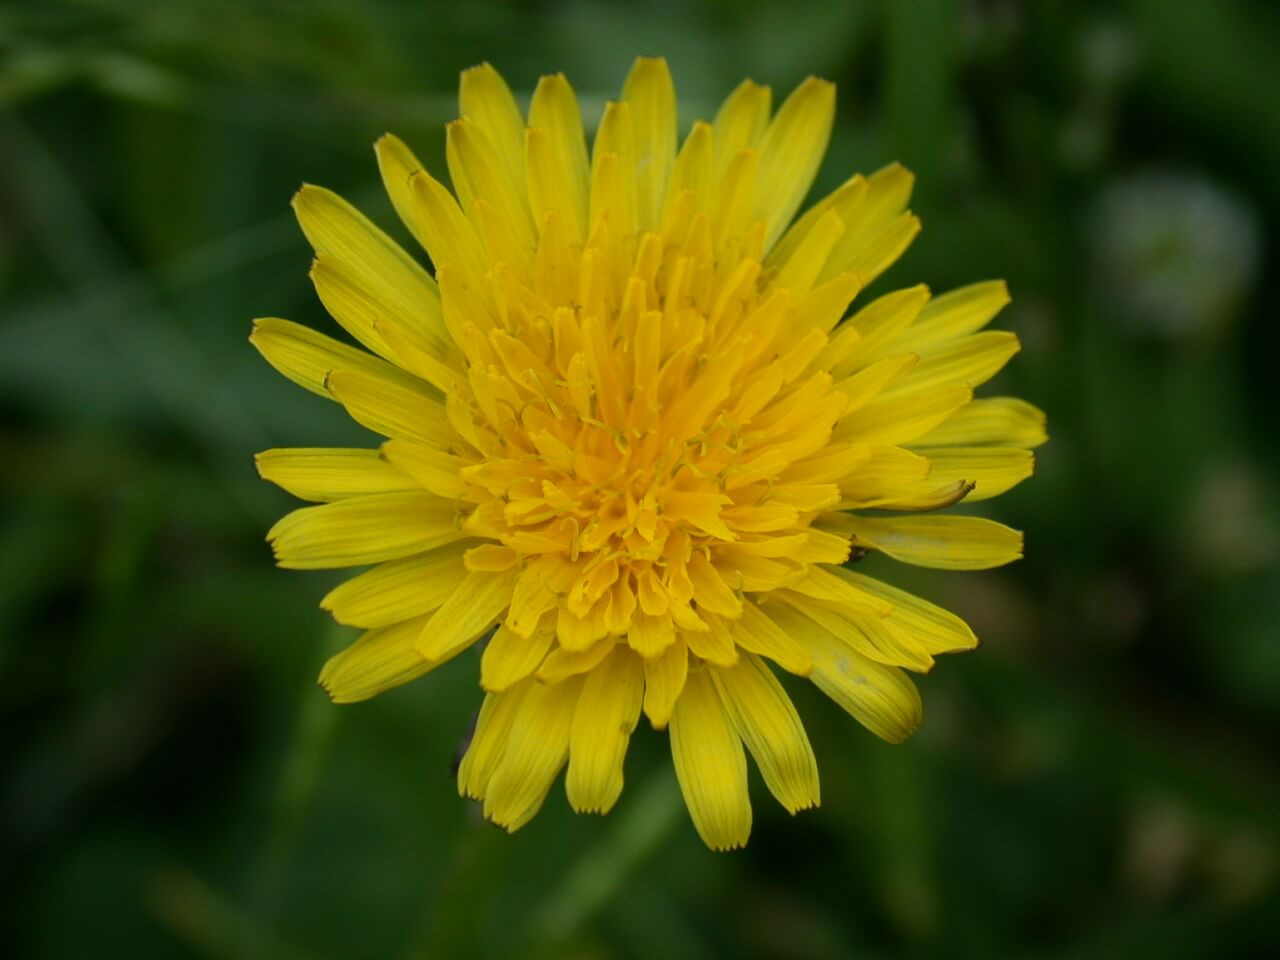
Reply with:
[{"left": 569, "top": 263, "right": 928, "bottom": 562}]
[{"left": 2, "top": 0, "right": 1279, "bottom": 956}]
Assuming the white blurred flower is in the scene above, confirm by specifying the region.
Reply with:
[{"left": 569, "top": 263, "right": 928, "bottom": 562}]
[{"left": 1093, "top": 171, "right": 1260, "bottom": 338}]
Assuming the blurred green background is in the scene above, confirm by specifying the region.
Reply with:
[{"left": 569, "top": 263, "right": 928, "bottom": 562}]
[{"left": 3, "top": 0, "right": 1279, "bottom": 956}]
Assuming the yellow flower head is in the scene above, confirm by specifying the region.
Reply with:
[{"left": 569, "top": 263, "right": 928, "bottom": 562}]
[{"left": 253, "top": 58, "right": 1044, "bottom": 850}]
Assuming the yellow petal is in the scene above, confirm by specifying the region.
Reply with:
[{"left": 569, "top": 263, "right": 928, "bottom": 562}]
[
  {"left": 372, "top": 314, "right": 466, "bottom": 400},
  {"left": 773, "top": 327, "right": 828, "bottom": 383},
  {"left": 766, "top": 173, "right": 865, "bottom": 274},
  {"left": 831, "top": 161, "right": 913, "bottom": 237},
  {"left": 711, "top": 653, "right": 820, "bottom": 813},
  {"left": 722, "top": 502, "right": 800, "bottom": 534},
  {"left": 772, "top": 209, "right": 845, "bottom": 295},
  {"left": 566, "top": 645, "right": 644, "bottom": 814},
  {"left": 307, "top": 253, "right": 406, "bottom": 364},
  {"left": 318, "top": 613, "right": 436, "bottom": 703},
  {"left": 917, "top": 397, "right": 1048, "bottom": 448},
  {"left": 835, "top": 283, "right": 931, "bottom": 371},
  {"left": 824, "top": 213, "right": 920, "bottom": 288},
  {"left": 250, "top": 317, "right": 421, "bottom": 400},
  {"left": 325, "top": 368, "right": 454, "bottom": 446},
  {"left": 780, "top": 443, "right": 872, "bottom": 484},
  {"left": 590, "top": 102, "right": 638, "bottom": 241},
  {"left": 664, "top": 490, "right": 735, "bottom": 541},
  {"left": 778, "top": 590, "right": 934, "bottom": 673},
  {"left": 464, "top": 544, "right": 520, "bottom": 572},
  {"left": 833, "top": 354, "right": 920, "bottom": 414},
  {"left": 687, "top": 552, "right": 742, "bottom": 618},
  {"left": 622, "top": 56, "right": 677, "bottom": 231},
  {"left": 782, "top": 565, "right": 894, "bottom": 618},
  {"left": 604, "top": 575, "right": 638, "bottom": 635},
  {"left": 374, "top": 133, "right": 433, "bottom": 253},
  {"left": 458, "top": 63, "right": 527, "bottom": 191},
  {"left": 642, "top": 637, "right": 688, "bottom": 729},
  {"left": 835, "top": 444, "right": 930, "bottom": 499},
  {"left": 767, "top": 603, "right": 922, "bottom": 743},
  {"left": 446, "top": 117, "right": 536, "bottom": 266},
  {"left": 712, "top": 79, "right": 771, "bottom": 177},
  {"left": 710, "top": 147, "right": 758, "bottom": 252},
  {"left": 310, "top": 253, "right": 457, "bottom": 391},
  {"left": 670, "top": 667, "right": 751, "bottom": 851},
  {"left": 291, "top": 184, "right": 439, "bottom": 318},
  {"left": 910, "top": 446, "right": 1036, "bottom": 502},
  {"left": 712, "top": 548, "right": 803, "bottom": 592},
  {"left": 458, "top": 681, "right": 529, "bottom": 800},
  {"left": 883, "top": 331, "right": 1021, "bottom": 398},
  {"left": 481, "top": 624, "right": 555, "bottom": 692},
  {"left": 527, "top": 127, "right": 586, "bottom": 245},
  {"left": 538, "top": 637, "right": 618, "bottom": 684},
  {"left": 255, "top": 448, "right": 414, "bottom": 502},
  {"left": 416, "top": 567, "right": 519, "bottom": 661},
  {"left": 818, "top": 163, "right": 917, "bottom": 285},
  {"left": 528, "top": 73, "right": 590, "bottom": 240},
  {"left": 756, "top": 77, "right": 835, "bottom": 249},
  {"left": 669, "top": 602, "right": 709, "bottom": 634},
  {"left": 794, "top": 528, "right": 854, "bottom": 565},
  {"left": 841, "top": 514, "right": 1024, "bottom": 570},
  {"left": 895, "top": 280, "right": 1011, "bottom": 355},
  {"left": 670, "top": 121, "right": 713, "bottom": 212},
  {"left": 684, "top": 621, "right": 739, "bottom": 667},
  {"left": 557, "top": 603, "right": 608, "bottom": 652},
  {"left": 408, "top": 169, "right": 492, "bottom": 293},
  {"left": 836, "top": 571, "right": 978, "bottom": 656},
  {"left": 848, "top": 479, "right": 975, "bottom": 513},
  {"left": 835, "top": 383, "right": 972, "bottom": 447},
  {"left": 320, "top": 542, "right": 471, "bottom": 628},
  {"left": 629, "top": 612, "right": 676, "bottom": 658},
  {"left": 483, "top": 676, "right": 583, "bottom": 831},
  {"left": 792, "top": 270, "right": 862, "bottom": 334},
  {"left": 856, "top": 162, "right": 916, "bottom": 226},
  {"left": 379, "top": 439, "right": 468, "bottom": 499},
  {"left": 507, "top": 557, "right": 562, "bottom": 638},
  {"left": 730, "top": 602, "right": 811, "bottom": 676},
  {"left": 267, "top": 492, "right": 464, "bottom": 569}
]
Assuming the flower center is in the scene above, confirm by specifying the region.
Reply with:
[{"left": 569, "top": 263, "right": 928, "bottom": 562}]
[{"left": 445, "top": 203, "right": 852, "bottom": 646}]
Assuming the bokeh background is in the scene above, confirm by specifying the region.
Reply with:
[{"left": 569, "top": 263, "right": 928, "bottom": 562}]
[{"left": 3, "top": 1, "right": 1279, "bottom": 956}]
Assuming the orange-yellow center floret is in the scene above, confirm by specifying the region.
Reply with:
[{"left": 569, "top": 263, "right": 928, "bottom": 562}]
[{"left": 450, "top": 212, "right": 854, "bottom": 656}]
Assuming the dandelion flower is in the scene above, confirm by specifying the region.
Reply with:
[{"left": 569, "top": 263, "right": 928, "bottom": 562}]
[{"left": 253, "top": 58, "right": 1044, "bottom": 850}]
